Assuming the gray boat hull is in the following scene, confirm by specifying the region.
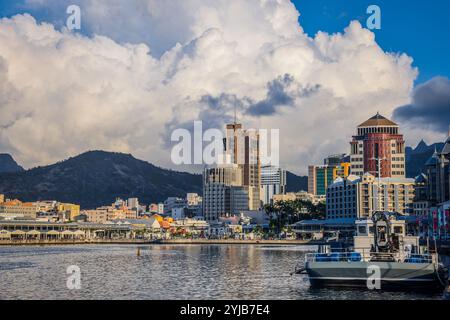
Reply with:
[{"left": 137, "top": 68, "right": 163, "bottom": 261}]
[{"left": 305, "top": 261, "right": 443, "bottom": 291}]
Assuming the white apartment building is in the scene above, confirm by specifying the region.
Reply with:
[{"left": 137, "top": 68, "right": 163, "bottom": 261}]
[
  {"left": 260, "top": 165, "right": 286, "bottom": 205},
  {"left": 326, "top": 173, "right": 415, "bottom": 220}
]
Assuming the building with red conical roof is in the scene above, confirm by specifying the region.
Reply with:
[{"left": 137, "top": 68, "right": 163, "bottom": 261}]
[{"left": 350, "top": 113, "right": 406, "bottom": 178}]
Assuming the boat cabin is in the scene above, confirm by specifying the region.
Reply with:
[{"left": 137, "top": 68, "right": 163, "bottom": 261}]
[{"left": 354, "top": 212, "right": 421, "bottom": 261}]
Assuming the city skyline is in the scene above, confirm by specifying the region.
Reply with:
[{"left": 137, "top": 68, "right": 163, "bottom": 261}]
[
  {"left": 0, "top": 1, "right": 448, "bottom": 176},
  {"left": 1, "top": 0, "right": 450, "bottom": 305}
]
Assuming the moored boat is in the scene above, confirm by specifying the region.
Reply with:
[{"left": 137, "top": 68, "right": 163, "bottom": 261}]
[{"left": 298, "top": 212, "right": 448, "bottom": 291}]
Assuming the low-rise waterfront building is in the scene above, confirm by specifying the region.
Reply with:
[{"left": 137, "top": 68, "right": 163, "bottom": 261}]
[
  {"left": 271, "top": 192, "right": 324, "bottom": 205},
  {"left": 272, "top": 193, "right": 297, "bottom": 203},
  {"left": 187, "top": 193, "right": 202, "bottom": 206},
  {"left": 172, "top": 218, "right": 209, "bottom": 235},
  {"left": 164, "top": 197, "right": 188, "bottom": 215},
  {"left": 0, "top": 220, "right": 132, "bottom": 241},
  {"left": 83, "top": 206, "right": 128, "bottom": 224},
  {"left": 0, "top": 200, "right": 38, "bottom": 220}
]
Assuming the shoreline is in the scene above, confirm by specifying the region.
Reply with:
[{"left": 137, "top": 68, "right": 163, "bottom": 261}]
[{"left": 0, "top": 239, "right": 318, "bottom": 246}]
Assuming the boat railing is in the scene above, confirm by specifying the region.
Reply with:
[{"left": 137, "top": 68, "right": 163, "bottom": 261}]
[
  {"left": 306, "top": 250, "right": 366, "bottom": 263},
  {"left": 306, "top": 251, "right": 434, "bottom": 264},
  {"left": 403, "top": 254, "right": 433, "bottom": 264}
]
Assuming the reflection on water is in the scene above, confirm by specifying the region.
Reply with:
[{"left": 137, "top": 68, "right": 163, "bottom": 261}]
[{"left": 0, "top": 245, "right": 441, "bottom": 300}]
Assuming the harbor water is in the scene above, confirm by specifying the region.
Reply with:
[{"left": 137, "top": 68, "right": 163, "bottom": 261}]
[{"left": 0, "top": 244, "right": 443, "bottom": 300}]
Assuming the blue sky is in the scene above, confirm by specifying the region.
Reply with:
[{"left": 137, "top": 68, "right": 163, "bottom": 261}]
[{"left": 292, "top": 0, "right": 450, "bottom": 84}]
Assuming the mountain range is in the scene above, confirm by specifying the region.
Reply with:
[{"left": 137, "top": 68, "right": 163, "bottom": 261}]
[
  {"left": 405, "top": 140, "right": 444, "bottom": 178},
  {"left": 0, "top": 140, "right": 440, "bottom": 209},
  {"left": 0, "top": 151, "right": 308, "bottom": 209},
  {"left": 0, "top": 154, "right": 24, "bottom": 174},
  {"left": 0, "top": 151, "right": 203, "bottom": 209}
]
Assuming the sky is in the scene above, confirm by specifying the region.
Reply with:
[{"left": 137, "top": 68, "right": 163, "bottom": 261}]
[
  {"left": 0, "top": 0, "right": 449, "bottom": 175},
  {"left": 293, "top": 0, "right": 450, "bottom": 84}
]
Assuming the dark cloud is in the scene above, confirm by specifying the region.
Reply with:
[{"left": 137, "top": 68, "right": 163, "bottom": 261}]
[
  {"left": 246, "top": 74, "right": 320, "bottom": 116},
  {"left": 393, "top": 77, "right": 450, "bottom": 133},
  {"left": 161, "top": 93, "right": 240, "bottom": 150},
  {"left": 162, "top": 74, "right": 320, "bottom": 150}
]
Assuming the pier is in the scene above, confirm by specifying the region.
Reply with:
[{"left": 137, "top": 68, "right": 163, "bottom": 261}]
[{"left": 0, "top": 238, "right": 317, "bottom": 246}]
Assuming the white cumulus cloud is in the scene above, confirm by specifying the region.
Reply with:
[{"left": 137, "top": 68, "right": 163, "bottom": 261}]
[{"left": 0, "top": 1, "right": 424, "bottom": 175}]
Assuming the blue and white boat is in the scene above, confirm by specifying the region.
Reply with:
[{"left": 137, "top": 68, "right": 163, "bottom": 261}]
[{"left": 297, "top": 212, "right": 448, "bottom": 291}]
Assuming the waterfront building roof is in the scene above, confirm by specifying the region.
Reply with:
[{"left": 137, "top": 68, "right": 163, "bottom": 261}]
[
  {"left": 293, "top": 218, "right": 356, "bottom": 226},
  {"left": 357, "top": 113, "right": 398, "bottom": 128},
  {"left": 415, "top": 173, "right": 428, "bottom": 183},
  {"left": 425, "top": 149, "right": 440, "bottom": 166},
  {"left": 441, "top": 135, "right": 450, "bottom": 155},
  {"left": 0, "top": 220, "right": 132, "bottom": 231}
]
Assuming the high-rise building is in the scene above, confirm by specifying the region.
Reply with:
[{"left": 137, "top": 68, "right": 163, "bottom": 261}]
[
  {"left": 414, "top": 130, "right": 450, "bottom": 239},
  {"left": 308, "top": 155, "right": 351, "bottom": 196},
  {"left": 324, "top": 154, "right": 347, "bottom": 166},
  {"left": 308, "top": 165, "right": 335, "bottom": 196},
  {"left": 225, "top": 123, "right": 261, "bottom": 210},
  {"left": 0, "top": 194, "right": 4, "bottom": 203},
  {"left": 202, "top": 165, "right": 248, "bottom": 222},
  {"left": 326, "top": 174, "right": 415, "bottom": 221},
  {"left": 260, "top": 165, "right": 286, "bottom": 205},
  {"left": 333, "top": 162, "right": 351, "bottom": 180},
  {"left": 350, "top": 113, "right": 406, "bottom": 178},
  {"left": 422, "top": 132, "right": 450, "bottom": 205}
]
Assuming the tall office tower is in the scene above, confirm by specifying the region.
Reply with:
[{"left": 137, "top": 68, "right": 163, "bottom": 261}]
[
  {"left": 323, "top": 154, "right": 351, "bottom": 181},
  {"left": 308, "top": 165, "right": 335, "bottom": 196},
  {"left": 324, "top": 154, "right": 347, "bottom": 166},
  {"left": 350, "top": 113, "right": 406, "bottom": 178},
  {"left": 224, "top": 123, "right": 261, "bottom": 210},
  {"left": 260, "top": 165, "right": 286, "bottom": 205},
  {"left": 202, "top": 165, "right": 248, "bottom": 222},
  {"left": 0, "top": 194, "right": 4, "bottom": 203}
]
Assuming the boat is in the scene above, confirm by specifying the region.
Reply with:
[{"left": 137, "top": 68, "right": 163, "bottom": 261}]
[{"left": 296, "top": 212, "right": 448, "bottom": 291}]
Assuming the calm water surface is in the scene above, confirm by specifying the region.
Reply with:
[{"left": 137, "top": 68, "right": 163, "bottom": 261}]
[{"left": 0, "top": 245, "right": 442, "bottom": 300}]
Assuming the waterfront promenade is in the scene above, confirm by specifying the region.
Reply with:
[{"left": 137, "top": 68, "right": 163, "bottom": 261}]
[{"left": 0, "top": 238, "right": 315, "bottom": 246}]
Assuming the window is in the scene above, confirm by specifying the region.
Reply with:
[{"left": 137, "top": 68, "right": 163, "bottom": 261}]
[
  {"left": 393, "top": 226, "right": 403, "bottom": 234},
  {"left": 358, "top": 226, "right": 367, "bottom": 234}
]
